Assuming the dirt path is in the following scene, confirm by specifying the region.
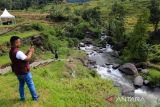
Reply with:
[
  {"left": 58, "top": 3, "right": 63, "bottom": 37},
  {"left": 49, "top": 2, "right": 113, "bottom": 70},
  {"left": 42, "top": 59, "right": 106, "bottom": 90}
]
[{"left": 0, "top": 59, "right": 55, "bottom": 75}]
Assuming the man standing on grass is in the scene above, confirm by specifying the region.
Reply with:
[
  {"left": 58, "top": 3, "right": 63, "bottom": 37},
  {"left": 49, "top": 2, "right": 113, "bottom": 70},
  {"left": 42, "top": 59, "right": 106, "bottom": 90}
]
[{"left": 9, "top": 36, "right": 39, "bottom": 101}]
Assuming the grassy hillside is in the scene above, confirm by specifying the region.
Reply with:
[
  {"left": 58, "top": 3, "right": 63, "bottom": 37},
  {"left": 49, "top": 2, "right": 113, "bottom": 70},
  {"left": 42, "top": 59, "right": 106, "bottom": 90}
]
[
  {"left": 0, "top": 0, "right": 160, "bottom": 107},
  {"left": 0, "top": 49, "right": 141, "bottom": 107}
]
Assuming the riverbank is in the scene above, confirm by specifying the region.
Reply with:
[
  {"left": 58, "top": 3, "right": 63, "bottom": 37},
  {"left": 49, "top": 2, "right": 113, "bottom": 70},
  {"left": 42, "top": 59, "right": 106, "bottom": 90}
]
[{"left": 79, "top": 43, "right": 160, "bottom": 106}]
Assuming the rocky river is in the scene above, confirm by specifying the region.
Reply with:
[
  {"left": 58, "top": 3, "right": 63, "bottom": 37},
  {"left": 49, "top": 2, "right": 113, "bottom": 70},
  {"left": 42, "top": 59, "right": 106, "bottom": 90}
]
[{"left": 79, "top": 41, "right": 160, "bottom": 107}]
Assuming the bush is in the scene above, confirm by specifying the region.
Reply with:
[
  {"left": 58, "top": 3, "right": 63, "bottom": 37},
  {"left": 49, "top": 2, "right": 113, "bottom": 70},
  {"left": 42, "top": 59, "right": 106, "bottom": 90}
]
[
  {"left": 122, "top": 14, "right": 149, "bottom": 62},
  {"left": 74, "top": 22, "right": 90, "bottom": 39},
  {"left": 64, "top": 21, "right": 90, "bottom": 39},
  {"left": 67, "top": 38, "right": 79, "bottom": 47},
  {"left": 74, "top": 8, "right": 83, "bottom": 16},
  {"left": 145, "top": 69, "right": 160, "bottom": 87},
  {"left": 49, "top": 5, "right": 72, "bottom": 22},
  {"left": 149, "top": 45, "right": 160, "bottom": 63},
  {"left": 82, "top": 7, "right": 101, "bottom": 26},
  {"left": 32, "top": 23, "right": 44, "bottom": 31},
  {"left": 19, "top": 24, "right": 33, "bottom": 32}
]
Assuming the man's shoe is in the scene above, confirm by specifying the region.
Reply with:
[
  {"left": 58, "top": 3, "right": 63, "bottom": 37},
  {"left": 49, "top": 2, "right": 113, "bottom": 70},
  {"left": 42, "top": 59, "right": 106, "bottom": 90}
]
[{"left": 33, "top": 95, "right": 39, "bottom": 101}]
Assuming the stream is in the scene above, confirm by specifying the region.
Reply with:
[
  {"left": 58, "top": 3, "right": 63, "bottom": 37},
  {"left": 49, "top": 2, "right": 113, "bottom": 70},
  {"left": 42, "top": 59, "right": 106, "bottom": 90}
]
[{"left": 80, "top": 42, "right": 160, "bottom": 106}]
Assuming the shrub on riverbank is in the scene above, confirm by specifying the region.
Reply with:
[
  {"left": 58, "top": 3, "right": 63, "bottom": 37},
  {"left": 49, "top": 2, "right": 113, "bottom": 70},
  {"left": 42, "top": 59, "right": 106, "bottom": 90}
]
[
  {"left": 149, "top": 44, "right": 160, "bottom": 63},
  {"left": 145, "top": 68, "right": 160, "bottom": 87}
]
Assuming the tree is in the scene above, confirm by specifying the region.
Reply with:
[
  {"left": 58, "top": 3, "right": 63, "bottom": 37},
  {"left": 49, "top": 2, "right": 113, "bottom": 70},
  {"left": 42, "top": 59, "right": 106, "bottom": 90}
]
[
  {"left": 108, "top": 18, "right": 125, "bottom": 42},
  {"left": 82, "top": 7, "right": 101, "bottom": 27},
  {"left": 0, "top": 0, "right": 63, "bottom": 10},
  {"left": 110, "top": 2, "right": 126, "bottom": 20},
  {"left": 149, "top": 0, "right": 160, "bottom": 32},
  {"left": 108, "top": 2, "right": 126, "bottom": 42},
  {"left": 124, "top": 14, "right": 149, "bottom": 62}
]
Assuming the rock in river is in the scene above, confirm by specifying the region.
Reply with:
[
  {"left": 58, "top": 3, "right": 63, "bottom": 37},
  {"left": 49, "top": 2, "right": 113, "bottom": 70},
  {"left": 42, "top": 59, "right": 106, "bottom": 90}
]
[
  {"left": 119, "top": 63, "right": 138, "bottom": 75},
  {"left": 141, "top": 69, "right": 149, "bottom": 74},
  {"left": 112, "top": 63, "right": 120, "bottom": 69},
  {"left": 134, "top": 76, "right": 144, "bottom": 87},
  {"left": 121, "top": 84, "right": 135, "bottom": 96}
]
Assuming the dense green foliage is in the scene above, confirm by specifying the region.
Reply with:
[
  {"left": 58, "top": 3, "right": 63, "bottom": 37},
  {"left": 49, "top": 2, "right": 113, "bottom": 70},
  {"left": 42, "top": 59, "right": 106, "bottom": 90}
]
[
  {"left": 144, "top": 68, "right": 160, "bottom": 87},
  {"left": 0, "top": 0, "right": 63, "bottom": 10},
  {"left": 149, "top": 44, "right": 160, "bottom": 63},
  {"left": 123, "top": 14, "right": 149, "bottom": 62},
  {"left": 149, "top": 0, "right": 160, "bottom": 32},
  {"left": 108, "top": 2, "right": 126, "bottom": 43}
]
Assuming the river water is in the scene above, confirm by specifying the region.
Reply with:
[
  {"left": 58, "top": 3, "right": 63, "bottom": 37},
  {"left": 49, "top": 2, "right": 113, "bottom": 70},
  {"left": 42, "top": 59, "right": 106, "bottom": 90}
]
[{"left": 80, "top": 43, "right": 160, "bottom": 107}]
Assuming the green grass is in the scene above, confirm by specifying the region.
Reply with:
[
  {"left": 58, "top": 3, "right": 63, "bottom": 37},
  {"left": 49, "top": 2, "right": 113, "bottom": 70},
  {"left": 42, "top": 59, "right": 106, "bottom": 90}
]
[
  {"left": 0, "top": 49, "right": 142, "bottom": 107},
  {"left": 0, "top": 55, "right": 11, "bottom": 67},
  {"left": 0, "top": 30, "right": 39, "bottom": 45},
  {"left": 0, "top": 24, "right": 16, "bottom": 28}
]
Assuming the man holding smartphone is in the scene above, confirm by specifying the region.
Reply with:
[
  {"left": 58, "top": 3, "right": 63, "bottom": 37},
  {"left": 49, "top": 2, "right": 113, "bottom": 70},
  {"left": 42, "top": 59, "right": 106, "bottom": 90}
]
[{"left": 9, "top": 36, "right": 39, "bottom": 101}]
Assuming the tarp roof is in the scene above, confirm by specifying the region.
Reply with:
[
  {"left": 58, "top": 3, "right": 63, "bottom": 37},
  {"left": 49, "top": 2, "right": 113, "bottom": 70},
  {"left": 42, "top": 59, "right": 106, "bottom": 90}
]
[{"left": 0, "top": 9, "right": 15, "bottom": 18}]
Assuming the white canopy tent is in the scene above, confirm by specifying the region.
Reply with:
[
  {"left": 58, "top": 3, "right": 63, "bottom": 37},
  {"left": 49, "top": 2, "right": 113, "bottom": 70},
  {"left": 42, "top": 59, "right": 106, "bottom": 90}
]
[{"left": 0, "top": 9, "right": 16, "bottom": 25}]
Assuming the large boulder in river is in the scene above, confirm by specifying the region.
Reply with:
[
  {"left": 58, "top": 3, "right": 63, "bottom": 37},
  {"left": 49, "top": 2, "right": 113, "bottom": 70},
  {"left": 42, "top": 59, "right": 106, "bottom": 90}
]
[
  {"left": 134, "top": 76, "right": 144, "bottom": 87},
  {"left": 119, "top": 63, "right": 138, "bottom": 75}
]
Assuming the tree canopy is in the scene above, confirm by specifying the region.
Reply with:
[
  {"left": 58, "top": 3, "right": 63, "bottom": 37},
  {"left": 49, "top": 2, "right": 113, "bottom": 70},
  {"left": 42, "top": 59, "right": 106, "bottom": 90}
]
[{"left": 0, "top": 0, "right": 63, "bottom": 10}]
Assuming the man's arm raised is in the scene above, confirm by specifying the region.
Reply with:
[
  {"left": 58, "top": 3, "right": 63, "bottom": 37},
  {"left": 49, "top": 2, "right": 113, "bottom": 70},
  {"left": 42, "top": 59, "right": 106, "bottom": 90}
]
[{"left": 24, "top": 47, "right": 34, "bottom": 61}]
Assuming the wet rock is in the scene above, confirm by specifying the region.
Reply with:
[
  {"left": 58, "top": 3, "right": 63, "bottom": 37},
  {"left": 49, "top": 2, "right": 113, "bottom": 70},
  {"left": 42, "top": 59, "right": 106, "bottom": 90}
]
[
  {"left": 97, "top": 49, "right": 103, "bottom": 53},
  {"left": 114, "top": 81, "right": 121, "bottom": 87},
  {"left": 141, "top": 69, "right": 149, "bottom": 74},
  {"left": 111, "top": 51, "right": 119, "bottom": 58},
  {"left": 88, "top": 60, "right": 96, "bottom": 65},
  {"left": 82, "top": 38, "right": 93, "bottom": 44},
  {"left": 102, "top": 65, "right": 106, "bottom": 67},
  {"left": 112, "top": 64, "right": 120, "bottom": 69},
  {"left": 94, "top": 48, "right": 104, "bottom": 53},
  {"left": 93, "top": 47, "right": 103, "bottom": 53},
  {"left": 93, "top": 47, "right": 99, "bottom": 51},
  {"left": 79, "top": 42, "right": 85, "bottom": 47},
  {"left": 105, "top": 63, "right": 111, "bottom": 66},
  {"left": 107, "top": 69, "right": 111, "bottom": 72},
  {"left": 134, "top": 76, "right": 144, "bottom": 87},
  {"left": 144, "top": 80, "right": 150, "bottom": 85},
  {"left": 137, "top": 68, "right": 142, "bottom": 72},
  {"left": 119, "top": 63, "right": 138, "bottom": 75},
  {"left": 93, "top": 66, "right": 97, "bottom": 68},
  {"left": 135, "top": 62, "right": 149, "bottom": 69},
  {"left": 121, "top": 84, "right": 135, "bottom": 96}
]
